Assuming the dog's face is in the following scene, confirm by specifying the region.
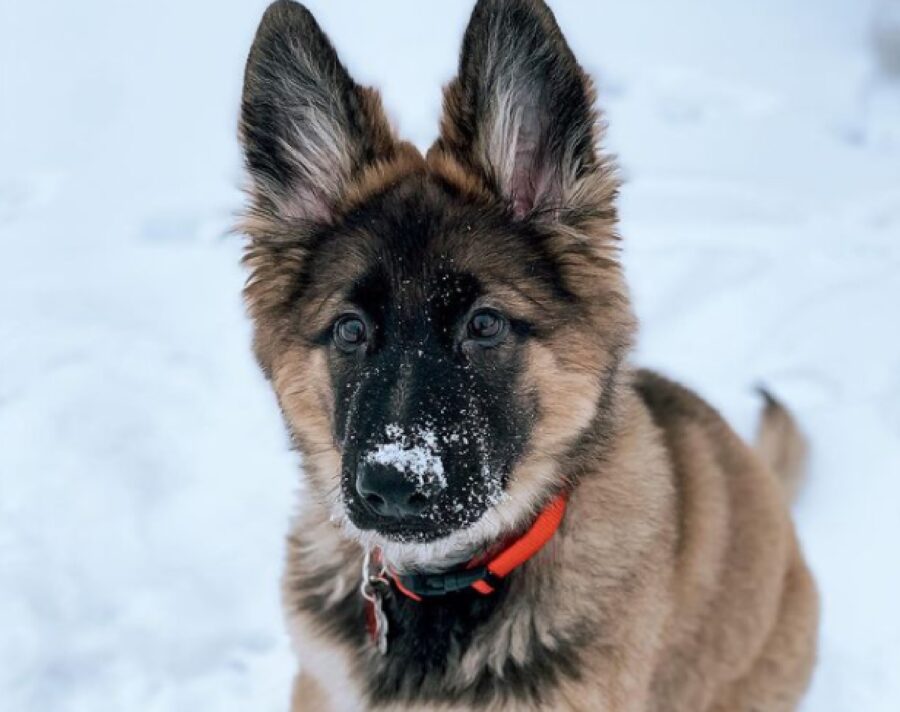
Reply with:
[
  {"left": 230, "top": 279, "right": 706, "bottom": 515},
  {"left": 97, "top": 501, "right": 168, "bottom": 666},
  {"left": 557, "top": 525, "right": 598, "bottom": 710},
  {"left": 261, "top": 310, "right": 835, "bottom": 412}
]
[
  {"left": 314, "top": 190, "right": 543, "bottom": 542},
  {"left": 239, "top": 0, "right": 634, "bottom": 563}
]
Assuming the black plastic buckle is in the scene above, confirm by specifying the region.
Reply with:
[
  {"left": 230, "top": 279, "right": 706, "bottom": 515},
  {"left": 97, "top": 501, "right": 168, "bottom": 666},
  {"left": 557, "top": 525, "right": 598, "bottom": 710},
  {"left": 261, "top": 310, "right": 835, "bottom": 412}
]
[{"left": 397, "top": 565, "right": 489, "bottom": 597}]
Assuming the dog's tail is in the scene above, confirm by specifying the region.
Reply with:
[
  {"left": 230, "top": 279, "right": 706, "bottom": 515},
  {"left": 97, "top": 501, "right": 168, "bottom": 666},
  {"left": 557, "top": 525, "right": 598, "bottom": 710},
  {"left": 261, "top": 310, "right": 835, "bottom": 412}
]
[{"left": 754, "top": 387, "right": 808, "bottom": 503}]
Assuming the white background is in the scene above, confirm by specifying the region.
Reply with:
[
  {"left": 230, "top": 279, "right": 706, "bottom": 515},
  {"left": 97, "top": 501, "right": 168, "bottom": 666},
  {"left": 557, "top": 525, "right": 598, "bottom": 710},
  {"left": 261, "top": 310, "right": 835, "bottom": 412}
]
[{"left": 1, "top": 0, "right": 899, "bottom": 709}]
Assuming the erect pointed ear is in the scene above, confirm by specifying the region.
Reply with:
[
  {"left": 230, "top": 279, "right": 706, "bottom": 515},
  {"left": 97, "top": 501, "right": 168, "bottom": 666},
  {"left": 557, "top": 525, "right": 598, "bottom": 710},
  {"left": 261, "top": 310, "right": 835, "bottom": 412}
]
[
  {"left": 240, "top": 0, "right": 397, "bottom": 223},
  {"left": 433, "top": 0, "right": 610, "bottom": 220}
]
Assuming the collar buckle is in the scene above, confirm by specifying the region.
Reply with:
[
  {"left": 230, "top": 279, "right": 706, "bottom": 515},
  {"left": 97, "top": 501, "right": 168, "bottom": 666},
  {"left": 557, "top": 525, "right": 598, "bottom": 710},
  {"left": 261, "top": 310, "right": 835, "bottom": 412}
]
[{"left": 397, "top": 565, "right": 489, "bottom": 597}]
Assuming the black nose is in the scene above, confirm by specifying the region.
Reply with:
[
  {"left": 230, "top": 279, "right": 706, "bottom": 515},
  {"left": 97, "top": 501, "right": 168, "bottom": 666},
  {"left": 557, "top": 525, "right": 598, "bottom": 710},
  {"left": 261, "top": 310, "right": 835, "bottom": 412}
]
[{"left": 355, "top": 462, "right": 435, "bottom": 519}]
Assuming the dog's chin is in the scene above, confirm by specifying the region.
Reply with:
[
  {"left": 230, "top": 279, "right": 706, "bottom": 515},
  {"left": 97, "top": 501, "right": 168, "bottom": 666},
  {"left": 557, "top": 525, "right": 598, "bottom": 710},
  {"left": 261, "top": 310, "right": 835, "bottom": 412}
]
[
  {"left": 345, "top": 503, "right": 489, "bottom": 547},
  {"left": 335, "top": 489, "right": 547, "bottom": 573},
  {"left": 333, "top": 504, "right": 503, "bottom": 572},
  {"left": 342, "top": 513, "right": 500, "bottom": 572},
  {"left": 358, "top": 519, "right": 461, "bottom": 545},
  {"left": 341, "top": 487, "right": 501, "bottom": 547}
]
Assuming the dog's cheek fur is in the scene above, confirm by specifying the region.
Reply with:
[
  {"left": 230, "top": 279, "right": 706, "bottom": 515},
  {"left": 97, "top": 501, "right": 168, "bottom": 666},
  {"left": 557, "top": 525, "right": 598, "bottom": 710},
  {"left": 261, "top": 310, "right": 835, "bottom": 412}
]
[
  {"left": 503, "top": 323, "right": 623, "bottom": 508},
  {"left": 271, "top": 346, "right": 341, "bottom": 502},
  {"left": 241, "top": 235, "right": 307, "bottom": 378},
  {"left": 526, "top": 340, "right": 602, "bottom": 456}
]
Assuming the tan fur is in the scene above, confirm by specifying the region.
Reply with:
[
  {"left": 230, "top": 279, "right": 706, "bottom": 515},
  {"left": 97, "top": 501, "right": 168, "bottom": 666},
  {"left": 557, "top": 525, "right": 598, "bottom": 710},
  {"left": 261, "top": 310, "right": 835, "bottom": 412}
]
[
  {"left": 256, "top": 75, "right": 817, "bottom": 712},
  {"left": 292, "top": 672, "right": 340, "bottom": 711},
  {"left": 272, "top": 347, "right": 342, "bottom": 510},
  {"left": 238, "top": 3, "right": 818, "bottom": 709}
]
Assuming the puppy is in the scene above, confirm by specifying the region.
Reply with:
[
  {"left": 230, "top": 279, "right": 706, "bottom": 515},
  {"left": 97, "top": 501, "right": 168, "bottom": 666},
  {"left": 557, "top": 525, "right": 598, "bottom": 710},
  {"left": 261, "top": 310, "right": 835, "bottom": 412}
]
[{"left": 237, "top": 1, "right": 819, "bottom": 709}]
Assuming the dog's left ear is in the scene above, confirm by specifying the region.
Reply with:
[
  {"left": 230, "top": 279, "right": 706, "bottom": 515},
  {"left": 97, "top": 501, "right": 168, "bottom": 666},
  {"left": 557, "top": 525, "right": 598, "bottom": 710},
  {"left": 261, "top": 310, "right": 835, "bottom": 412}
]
[{"left": 433, "top": 0, "right": 609, "bottom": 219}]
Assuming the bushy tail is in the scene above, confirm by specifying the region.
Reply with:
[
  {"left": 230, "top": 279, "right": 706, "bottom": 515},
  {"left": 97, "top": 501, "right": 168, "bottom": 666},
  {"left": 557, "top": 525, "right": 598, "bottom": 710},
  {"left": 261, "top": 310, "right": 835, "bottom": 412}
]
[{"left": 754, "top": 388, "right": 809, "bottom": 503}]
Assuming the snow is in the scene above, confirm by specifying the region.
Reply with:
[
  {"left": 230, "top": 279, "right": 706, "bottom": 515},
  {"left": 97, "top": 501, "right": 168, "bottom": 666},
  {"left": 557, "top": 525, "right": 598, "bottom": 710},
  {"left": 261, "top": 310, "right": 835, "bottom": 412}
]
[
  {"left": 1, "top": 0, "right": 898, "bottom": 710},
  {"left": 365, "top": 425, "right": 447, "bottom": 491}
]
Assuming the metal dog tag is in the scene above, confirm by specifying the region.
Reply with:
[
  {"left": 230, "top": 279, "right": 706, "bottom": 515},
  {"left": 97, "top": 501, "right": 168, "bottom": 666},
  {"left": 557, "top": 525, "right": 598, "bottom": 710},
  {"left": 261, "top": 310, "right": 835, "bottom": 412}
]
[
  {"left": 369, "top": 590, "right": 389, "bottom": 655},
  {"left": 361, "top": 549, "right": 390, "bottom": 655}
]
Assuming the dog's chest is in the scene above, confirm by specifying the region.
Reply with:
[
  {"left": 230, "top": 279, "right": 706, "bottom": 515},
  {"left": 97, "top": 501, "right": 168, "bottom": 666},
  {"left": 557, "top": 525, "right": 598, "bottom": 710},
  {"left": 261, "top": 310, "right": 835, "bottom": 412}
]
[{"left": 291, "top": 574, "right": 588, "bottom": 711}]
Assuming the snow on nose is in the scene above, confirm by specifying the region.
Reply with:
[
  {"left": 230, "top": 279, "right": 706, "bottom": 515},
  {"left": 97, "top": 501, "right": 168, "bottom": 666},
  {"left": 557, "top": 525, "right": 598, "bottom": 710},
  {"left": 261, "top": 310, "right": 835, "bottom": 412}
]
[{"left": 363, "top": 424, "right": 447, "bottom": 492}]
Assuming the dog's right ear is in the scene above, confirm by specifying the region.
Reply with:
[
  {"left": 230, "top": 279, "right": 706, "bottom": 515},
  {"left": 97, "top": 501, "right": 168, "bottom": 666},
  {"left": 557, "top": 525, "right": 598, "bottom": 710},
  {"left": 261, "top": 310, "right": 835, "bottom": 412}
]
[{"left": 240, "top": 0, "right": 397, "bottom": 223}]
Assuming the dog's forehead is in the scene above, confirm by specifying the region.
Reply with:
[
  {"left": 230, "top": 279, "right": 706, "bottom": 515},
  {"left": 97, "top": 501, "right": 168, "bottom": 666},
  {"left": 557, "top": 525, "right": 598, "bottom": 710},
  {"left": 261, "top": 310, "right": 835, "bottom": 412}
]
[
  {"left": 298, "top": 175, "right": 571, "bottom": 335},
  {"left": 350, "top": 259, "right": 482, "bottom": 332},
  {"left": 316, "top": 184, "right": 495, "bottom": 290}
]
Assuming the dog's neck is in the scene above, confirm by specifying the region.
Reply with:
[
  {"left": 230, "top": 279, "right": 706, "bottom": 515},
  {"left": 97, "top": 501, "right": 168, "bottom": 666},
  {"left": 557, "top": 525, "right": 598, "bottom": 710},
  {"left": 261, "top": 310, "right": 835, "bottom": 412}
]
[{"left": 375, "top": 492, "right": 569, "bottom": 601}]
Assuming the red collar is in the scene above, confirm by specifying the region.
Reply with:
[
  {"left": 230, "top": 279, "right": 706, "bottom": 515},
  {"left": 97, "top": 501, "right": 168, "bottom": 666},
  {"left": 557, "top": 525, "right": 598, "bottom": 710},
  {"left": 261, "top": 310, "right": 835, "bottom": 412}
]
[{"left": 386, "top": 492, "right": 569, "bottom": 601}]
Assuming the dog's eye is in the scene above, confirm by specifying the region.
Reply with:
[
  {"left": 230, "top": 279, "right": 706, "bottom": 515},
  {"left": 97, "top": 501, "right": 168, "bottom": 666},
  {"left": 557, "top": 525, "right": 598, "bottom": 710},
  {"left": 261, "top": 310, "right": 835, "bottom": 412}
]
[
  {"left": 467, "top": 310, "right": 507, "bottom": 344},
  {"left": 334, "top": 316, "right": 367, "bottom": 351}
]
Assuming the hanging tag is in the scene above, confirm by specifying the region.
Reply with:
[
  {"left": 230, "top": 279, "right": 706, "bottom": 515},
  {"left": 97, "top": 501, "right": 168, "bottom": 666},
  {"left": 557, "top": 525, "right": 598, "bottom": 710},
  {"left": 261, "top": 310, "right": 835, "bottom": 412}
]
[
  {"left": 368, "top": 590, "right": 389, "bottom": 655},
  {"left": 361, "top": 549, "right": 390, "bottom": 655}
]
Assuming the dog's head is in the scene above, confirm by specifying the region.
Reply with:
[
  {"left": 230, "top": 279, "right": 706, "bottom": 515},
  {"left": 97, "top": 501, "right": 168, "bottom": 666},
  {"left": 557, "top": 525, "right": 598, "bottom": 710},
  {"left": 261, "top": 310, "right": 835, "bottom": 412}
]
[{"left": 239, "top": 0, "right": 634, "bottom": 567}]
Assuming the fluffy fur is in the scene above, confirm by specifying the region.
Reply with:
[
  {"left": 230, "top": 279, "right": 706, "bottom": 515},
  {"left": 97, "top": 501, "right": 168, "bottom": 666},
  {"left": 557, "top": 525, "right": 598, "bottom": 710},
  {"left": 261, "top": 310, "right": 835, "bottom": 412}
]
[{"left": 237, "top": 1, "right": 819, "bottom": 710}]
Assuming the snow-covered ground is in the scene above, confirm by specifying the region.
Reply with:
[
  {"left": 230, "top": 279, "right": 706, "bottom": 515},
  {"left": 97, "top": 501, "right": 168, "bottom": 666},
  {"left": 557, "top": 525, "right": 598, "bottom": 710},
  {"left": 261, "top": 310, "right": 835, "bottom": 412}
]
[{"left": 1, "top": 0, "right": 898, "bottom": 709}]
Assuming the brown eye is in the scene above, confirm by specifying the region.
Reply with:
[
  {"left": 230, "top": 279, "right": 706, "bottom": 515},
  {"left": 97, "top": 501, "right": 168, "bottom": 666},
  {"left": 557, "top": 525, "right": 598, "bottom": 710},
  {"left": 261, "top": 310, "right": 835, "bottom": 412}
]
[
  {"left": 467, "top": 310, "right": 507, "bottom": 344},
  {"left": 334, "top": 316, "right": 367, "bottom": 351}
]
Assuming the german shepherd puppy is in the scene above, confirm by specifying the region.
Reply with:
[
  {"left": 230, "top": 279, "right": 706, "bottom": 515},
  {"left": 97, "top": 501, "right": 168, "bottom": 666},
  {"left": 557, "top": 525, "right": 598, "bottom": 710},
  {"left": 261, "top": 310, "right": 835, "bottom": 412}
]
[{"left": 238, "top": 1, "right": 819, "bottom": 709}]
